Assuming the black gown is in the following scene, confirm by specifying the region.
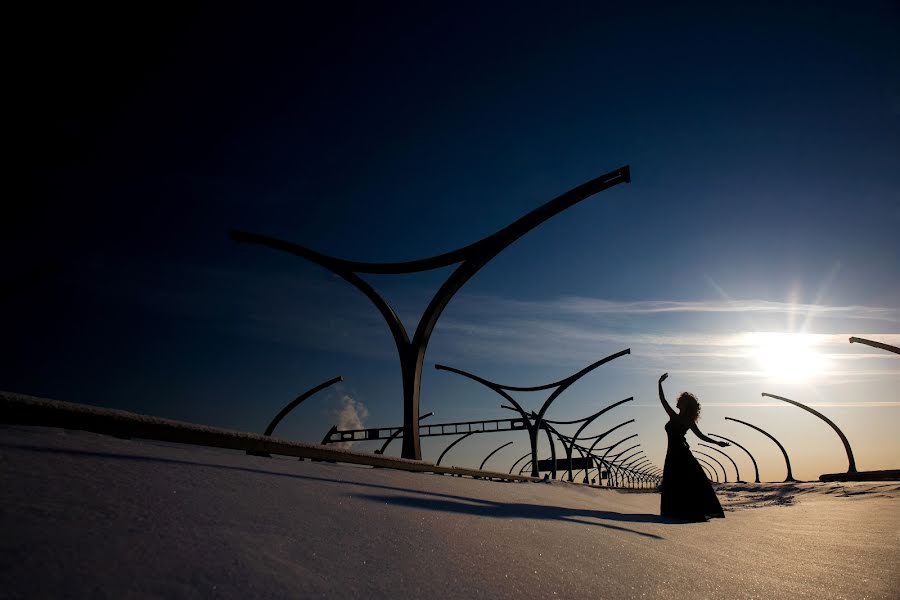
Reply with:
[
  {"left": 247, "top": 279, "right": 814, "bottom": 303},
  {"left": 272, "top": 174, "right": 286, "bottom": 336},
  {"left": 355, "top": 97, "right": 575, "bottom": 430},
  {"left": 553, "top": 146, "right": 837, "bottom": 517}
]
[{"left": 660, "top": 418, "right": 725, "bottom": 520}]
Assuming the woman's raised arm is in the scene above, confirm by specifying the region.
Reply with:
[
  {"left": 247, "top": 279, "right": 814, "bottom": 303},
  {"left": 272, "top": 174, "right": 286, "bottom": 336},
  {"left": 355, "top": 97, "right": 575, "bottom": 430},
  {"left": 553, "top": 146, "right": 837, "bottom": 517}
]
[
  {"left": 690, "top": 424, "right": 729, "bottom": 446},
  {"left": 659, "top": 373, "right": 676, "bottom": 419}
]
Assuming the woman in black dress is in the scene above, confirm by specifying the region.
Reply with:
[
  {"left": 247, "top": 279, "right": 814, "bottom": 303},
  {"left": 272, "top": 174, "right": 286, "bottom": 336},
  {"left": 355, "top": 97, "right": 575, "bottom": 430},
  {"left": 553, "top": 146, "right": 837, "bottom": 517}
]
[{"left": 658, "top": 372, "right": 728, "bottom": 521}]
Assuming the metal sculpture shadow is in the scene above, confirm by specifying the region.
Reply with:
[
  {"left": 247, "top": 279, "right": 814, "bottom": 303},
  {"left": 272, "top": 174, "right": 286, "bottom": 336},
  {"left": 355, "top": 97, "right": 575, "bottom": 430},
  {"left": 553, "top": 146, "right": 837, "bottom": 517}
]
[
  {"left": 762, "top": 392, "right": 856, "bottom": 473},
  {"left": 725, "top": 417, "right": 797, "bottom": 482},
  {"left": 231, "top": 166, "right": 630, "bottom": 459},
  {"left": 436, "top": 348, "right": 630, "bottom": 476},
  {"left": 709, "top": 433, "right": 759, "bottom": 483}
]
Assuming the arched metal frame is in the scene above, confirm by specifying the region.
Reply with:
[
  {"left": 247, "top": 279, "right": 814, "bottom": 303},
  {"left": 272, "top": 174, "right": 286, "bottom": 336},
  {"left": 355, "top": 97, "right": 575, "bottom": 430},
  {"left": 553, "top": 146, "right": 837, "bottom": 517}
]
[
  {"left": 709, "top": 433, "right": 760, "bottom": 483},
  {"left": 696, "top": 458, "right": 716, "bottom": 482},
  {"left": 761, "top": 392, "right": 857, "bottom": 473},
  {"left": 480, "top": 441, "right": 514, "bottom": 471},
  {"left": 231, "top": 167, "right": 631, "bottom": 460},
  {"left": 599, "top": 435, "right": 639, "bottom": 486},
  {"left": 698, "top": 443, "right": 742, "bottom": 482},
  {"left": 693, "top": 450, "right": 728, "bottom": 483},
  {"left": 725, "top": 417, "right": 797, "bottom": 482},
  {"left": 375, "top": 412, "right": 434, "bottom": 455},
  {"left": 264, "top": 376, "right": 343, "bottom": 437},
  {"left": 436, "top": 430, "right": 480, "bottom": 466},
  {"left": 849, "top": 337, "right": 900, "bottom": 355},
  {"left": 437, "top": 348, "right": 630, "bottom": 475},
  {"left": 248, "top": 376, "right": 343, "bottom": 457},
  {"left": 535, "top": 409, "right": 631, "bottom": 482},
  {"left": 508, "top": 451, "right": 531, "bottom": 475}
]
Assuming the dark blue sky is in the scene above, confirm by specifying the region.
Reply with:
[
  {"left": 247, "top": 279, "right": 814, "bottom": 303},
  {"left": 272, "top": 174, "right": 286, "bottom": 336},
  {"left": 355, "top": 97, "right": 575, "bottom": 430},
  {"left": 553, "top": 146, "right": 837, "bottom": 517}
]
[{"left": 7, "top": 2, "right": 899, "bottom": 476}]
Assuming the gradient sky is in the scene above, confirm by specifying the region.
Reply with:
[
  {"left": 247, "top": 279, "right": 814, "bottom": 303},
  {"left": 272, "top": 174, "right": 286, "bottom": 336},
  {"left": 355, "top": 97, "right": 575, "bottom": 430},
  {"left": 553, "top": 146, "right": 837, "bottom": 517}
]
[{"left": 8, "top": 2, "right": 899, "bottom": 481}]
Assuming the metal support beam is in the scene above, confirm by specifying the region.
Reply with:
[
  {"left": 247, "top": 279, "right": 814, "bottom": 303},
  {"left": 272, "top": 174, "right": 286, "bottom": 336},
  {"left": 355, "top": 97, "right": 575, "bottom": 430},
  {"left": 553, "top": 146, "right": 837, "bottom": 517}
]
[
  {"left": 693, "top": 450, "right": 728, "bottom": 483},
  {"left": 698, "top": 443, "right": 742, "bottom": 482},
  {"left": 480, "top": 441, "right": 514, "bottom": 471},
  {"left": 436, "top": 431, "right": 480, "bottom": 466}
]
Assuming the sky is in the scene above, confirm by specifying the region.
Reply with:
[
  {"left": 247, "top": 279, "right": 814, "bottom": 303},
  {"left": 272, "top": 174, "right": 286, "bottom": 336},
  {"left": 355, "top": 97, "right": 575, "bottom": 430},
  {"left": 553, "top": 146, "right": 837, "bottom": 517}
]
[{"left": 7, "top": 2, "right": 899, "bottom": 481}]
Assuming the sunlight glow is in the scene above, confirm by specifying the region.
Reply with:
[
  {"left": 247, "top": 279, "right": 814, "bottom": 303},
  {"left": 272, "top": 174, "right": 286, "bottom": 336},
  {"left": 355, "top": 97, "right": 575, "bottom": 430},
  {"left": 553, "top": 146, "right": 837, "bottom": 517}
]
[{"left": 746, "top": 332, "right": 829, "bottom": 383}]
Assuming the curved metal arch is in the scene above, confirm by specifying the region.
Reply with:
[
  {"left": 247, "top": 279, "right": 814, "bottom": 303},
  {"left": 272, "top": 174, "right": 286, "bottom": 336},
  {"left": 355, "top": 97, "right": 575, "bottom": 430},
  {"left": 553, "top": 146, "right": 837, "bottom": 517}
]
[
  {"left": 262, "top": 376, "right": 343, "bottom": 437},
  {"left": 480, "top": 441, "right": 514, "bottom": 471},
  {"left": 693, "top": 450, "right": 727, "bottom": 483},
  {"left": 585, "top": 420, "right": 634, "bottom": 455},
  {"left": 376, "top": 412, "right": 434, "bottom": 455},
  {"left": 232, "top": 166, "right": 631, "bottom": 460},
  {"left": 761, "top": 392, "right": 856, "bottom": 473},
  {"left": 436, "top": 430, "right": 480, "bottom": 466},
  {"left": 849, "top": 337, "right": 900, "bottom": 355},
  {"left": 442, "top": 349, "right": 630, "bottom": 477},
  {"left": 508, "top": 451, "right": 531, "bottom": 475},
  {"left": 698, "top": 443, "right": 742, "bottom": 482},
  {"left": 709, "top": 434, "right": 760, "bottom": 483},
  {"left": 695, "top": 458, "right": 716, "bottom": 482},
  {"left": 725, "top": 417, "right": 797, "bottom": 482}
]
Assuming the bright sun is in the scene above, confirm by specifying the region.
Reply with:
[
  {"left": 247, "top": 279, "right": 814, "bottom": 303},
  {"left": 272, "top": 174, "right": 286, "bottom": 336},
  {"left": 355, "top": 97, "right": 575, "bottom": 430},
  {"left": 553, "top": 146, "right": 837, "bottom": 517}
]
[{"left": 747, "top": 332, "right": 828, "bottom": 382}]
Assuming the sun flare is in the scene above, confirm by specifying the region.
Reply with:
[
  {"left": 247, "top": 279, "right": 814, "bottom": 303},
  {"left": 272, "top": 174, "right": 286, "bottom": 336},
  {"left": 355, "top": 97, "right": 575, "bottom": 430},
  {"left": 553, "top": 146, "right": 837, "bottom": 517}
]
[{"left": 747, "top": 332, "right": 828, "bottom": 383}]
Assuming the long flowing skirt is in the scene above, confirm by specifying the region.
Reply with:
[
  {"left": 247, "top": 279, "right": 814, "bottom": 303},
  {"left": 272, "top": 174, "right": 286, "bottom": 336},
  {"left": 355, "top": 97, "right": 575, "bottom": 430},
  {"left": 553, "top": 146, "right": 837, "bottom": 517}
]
[{"left": 660, "top": 442, "right": 724, "bottom": 520}]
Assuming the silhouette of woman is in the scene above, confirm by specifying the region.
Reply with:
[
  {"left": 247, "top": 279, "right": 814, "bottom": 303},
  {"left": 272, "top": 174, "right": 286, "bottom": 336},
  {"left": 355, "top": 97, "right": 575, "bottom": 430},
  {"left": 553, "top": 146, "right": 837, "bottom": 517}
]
[{"left": 658, "top": 373, "right": 727, "bottom": 521}]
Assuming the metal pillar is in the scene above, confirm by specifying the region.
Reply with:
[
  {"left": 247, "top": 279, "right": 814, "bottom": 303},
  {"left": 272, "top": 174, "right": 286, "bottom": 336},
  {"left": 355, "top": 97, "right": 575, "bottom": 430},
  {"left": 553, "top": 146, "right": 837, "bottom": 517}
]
[
  {"left": 437, "top": 348, "right": 630, "bottom": 475},
  {"left": 231, "top": 166, "right": 630, "bottom": 459},
  {"left": 725, "top": 417, "right": 797, "bottom": 482},
  {"left": 709, "top": 433, "right": 760, "bottom": 483},
  {"left": 761, "top": 392, "right": 857, "bottom": 473},
  {"left": 698, "top": 443, "right": 742, "bottom": 482},
  {"left": 480, "top": 441, "right": 514, "bottom": 471}
]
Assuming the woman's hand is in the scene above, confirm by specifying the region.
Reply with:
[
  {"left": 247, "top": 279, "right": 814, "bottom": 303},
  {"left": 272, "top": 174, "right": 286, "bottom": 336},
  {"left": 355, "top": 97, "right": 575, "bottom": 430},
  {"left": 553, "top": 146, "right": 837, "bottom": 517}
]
[
  {"left": 659, "top": 373, "right": 669, "bottom": 383},
  {"left": 717, "top": 441, "right": 730, "bottom": 447}
]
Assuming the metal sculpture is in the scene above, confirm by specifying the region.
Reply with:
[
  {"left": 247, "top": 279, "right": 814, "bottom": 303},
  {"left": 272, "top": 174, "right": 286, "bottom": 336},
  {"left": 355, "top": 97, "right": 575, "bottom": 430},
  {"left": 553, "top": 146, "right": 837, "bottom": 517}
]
[
  {"left": 376, "top": 412, "right": 434, "bottom": 455},
  {"left": 480, "top": 441, "right": 514, "bottom": 470},
  {"left": 508, "top": 451, "right": 531, "bottom": 475},
  {"left": 436, "top": 348, "right": 630, "bottom": 475},
  {"left": 599, "top": 435, "right": 638, "bottom": 486},
  {"left": 693, "top": 450, "right": 727, "bottom": 482},
  {"left": 696, "top": 458, "right": 716, "bottom": 482},
  {"left": 248, "top": 375, "right": 343, "bottom": 457},
  {"left": 698, "top": 443, "right": 742, "bottom": 482},
  {"left": 436, "top": 430, "right": 480, "bottom": 466},
  {"left": 849, "top": 337, "right": 900, "bottom": 355},
  {"left": 725, "top": 417, "right": 797, "bottom": 482},
  {"left": 761, "top": 392, "right": 856, "bottom": 473},
  {"left": 231, "top": 167, "right": 630, "bottom": 459},
  {"left": 709, "top": 433, "right": 759, "bottom": 483}
]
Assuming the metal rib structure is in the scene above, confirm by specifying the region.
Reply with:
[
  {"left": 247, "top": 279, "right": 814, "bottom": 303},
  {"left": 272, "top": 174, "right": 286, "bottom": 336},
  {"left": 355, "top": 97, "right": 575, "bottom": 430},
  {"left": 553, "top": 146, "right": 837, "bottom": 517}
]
[
  {"left": 436, "top": 348, "right": 630, "bottom": 476},
  {"left": 849, "top": 337, "right": 900, "bottom": 355},
  {"left": 436, "top": 430, "right": 480, "bottom": 466},
  {"left": 376, "top": 412, "right": 434, "bottom": 455},
  {"left": 231, "top": 166, "right": 630, "bottom": 459},
  {"left": 725, "top": 417, "right": 797, "bottom": 482},
  {"left": 698, "top": 443, "right": 742, "bottom": 482},
  {"left": 709, "top": 433, "right": 760, "bottom": 483},
  {"left": 693, "top": 450, "right": 727, "bottom": 482},
  {"left": 761, "top": 392, "right": 856, "bottom": 473},
  {"left": 480, "top": 441, "right": 514, "bottom": 471}
]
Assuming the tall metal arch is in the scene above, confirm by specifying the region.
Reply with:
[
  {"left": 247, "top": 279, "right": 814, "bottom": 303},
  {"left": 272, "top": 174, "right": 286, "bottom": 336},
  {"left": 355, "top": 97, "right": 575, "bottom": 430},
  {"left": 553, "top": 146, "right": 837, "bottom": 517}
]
[
  {"left": 693, "top": 450, "right": 727, "bottom": 482},
  {"left": 849, "top": 337, "right": 900, "bottom": 355},
  {"left": 436, "top": 348, "right": 630, "bottom": 475},
  {"left": 761, "top": 392, "right": 856, "bottom": 473},
  {"left": 725, "top": 417, "right": 797, "bottom": 482},
  {"left": 436, "top": 430, "right": 480, "bottom": 466},
  {"left": 695, "top": 457, "right": 716, "bottom": 482},
  {"left": 480, "top": 441, "right": 514, "bottom": 471},
  {"left": 709, "top": 433, "right": 760, "bottom": 483},
  {"left": 231, "top": 167, "right": 630, "bottom": 459}
]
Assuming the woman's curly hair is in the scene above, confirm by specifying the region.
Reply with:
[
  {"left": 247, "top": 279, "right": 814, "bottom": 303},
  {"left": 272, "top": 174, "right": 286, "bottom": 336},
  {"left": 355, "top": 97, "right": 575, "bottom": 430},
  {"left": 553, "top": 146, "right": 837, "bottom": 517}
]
[{"left": 676, "top": 392, "right": 701, "bottom": 422}]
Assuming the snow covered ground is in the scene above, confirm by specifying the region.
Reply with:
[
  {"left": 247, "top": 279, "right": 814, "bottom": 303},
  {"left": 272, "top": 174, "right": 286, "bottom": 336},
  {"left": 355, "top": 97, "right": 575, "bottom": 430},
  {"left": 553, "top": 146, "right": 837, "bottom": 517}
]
[{"left": 1, "top": 425, "right": 897, "bottom": 599}]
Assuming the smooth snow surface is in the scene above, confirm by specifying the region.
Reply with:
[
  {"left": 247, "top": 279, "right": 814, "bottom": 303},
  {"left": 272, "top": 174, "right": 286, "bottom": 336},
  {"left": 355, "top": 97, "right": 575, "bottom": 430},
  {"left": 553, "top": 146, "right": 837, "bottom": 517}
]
[{"left": 2, "top": 426, "right": 898, "bottom": 599}]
